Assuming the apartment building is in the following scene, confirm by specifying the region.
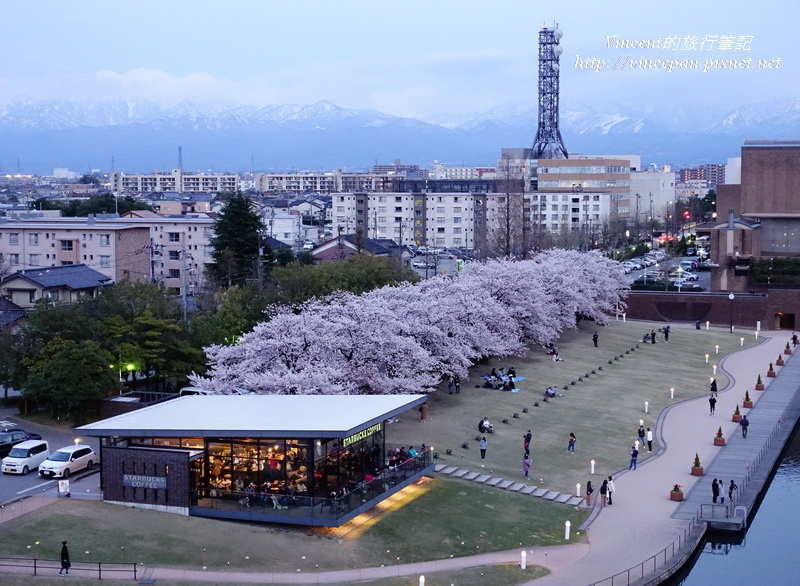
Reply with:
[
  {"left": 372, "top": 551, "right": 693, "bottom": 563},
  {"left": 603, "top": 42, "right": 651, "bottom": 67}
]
[
  {"left": 0, "top": 217, "right": 151, "bottom": 283},
  {"left": 109, "top": 170, "right": 237, "bottom": 195},
  {"left": 330, "top": 192, "right": 476, "bottom": 249},
  {"left": 254, "top": 171, "right": 396, "bottom": 194},
  {"left": 0, "top": 215, "right": 216, "bottom": 297},
  {"left": 430, "top": 161, "right": 497, "bottom": 180}
]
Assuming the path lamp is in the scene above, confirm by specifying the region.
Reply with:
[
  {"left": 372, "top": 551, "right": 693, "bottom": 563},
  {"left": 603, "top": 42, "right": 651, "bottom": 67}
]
[{"left": 728, "top": 292, "right": 735, "bottom": 333}]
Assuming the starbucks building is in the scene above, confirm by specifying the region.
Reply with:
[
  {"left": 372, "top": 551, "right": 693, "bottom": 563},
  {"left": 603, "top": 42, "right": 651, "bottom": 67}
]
[{"left": 77, "top": 394, "right": 432, "bottom": 527}]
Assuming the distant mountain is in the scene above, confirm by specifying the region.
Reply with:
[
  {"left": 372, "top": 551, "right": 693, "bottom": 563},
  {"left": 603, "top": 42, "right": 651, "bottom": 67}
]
[{"left": 0, "top": 97, "right": 798, "bottom": 174}]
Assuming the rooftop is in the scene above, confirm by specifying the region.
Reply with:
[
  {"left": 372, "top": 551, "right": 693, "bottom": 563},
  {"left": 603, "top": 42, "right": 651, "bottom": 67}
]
[
  {"left": 743, "top": 139, "right": 800, "bottom": 148},
  {"left": 77, "top": 394, "right": 428, "bottom": 438}
]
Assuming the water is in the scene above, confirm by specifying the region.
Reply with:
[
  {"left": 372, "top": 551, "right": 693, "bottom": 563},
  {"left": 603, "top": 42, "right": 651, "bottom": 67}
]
[{"left": 675, "top": 425, "right": 800, "bottom": 585}]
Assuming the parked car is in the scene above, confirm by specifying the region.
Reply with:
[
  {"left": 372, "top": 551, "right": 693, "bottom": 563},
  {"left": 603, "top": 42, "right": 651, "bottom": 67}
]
[
  {"left": 412, "top": 261, "right": 435, "bottom": 269},
  {"left": 681, "top": 272, "right": 699, "bottom": 282},
  {"left": 2, "top": 439, "right": 50, "bottom": 475},
  {"left": 38, "top": 444, "right": 98, "bottom": 479},
  {"left": 0, "top": 429, "right": 43, "bottom": 459},
  {"left": 632, "top": 275, "right": 661, "bottom": 286}
]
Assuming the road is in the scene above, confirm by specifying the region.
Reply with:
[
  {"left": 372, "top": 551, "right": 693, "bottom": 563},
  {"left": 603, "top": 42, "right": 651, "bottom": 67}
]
[{"left": 0, "top": 406, "right": 101, "bottom": 505}]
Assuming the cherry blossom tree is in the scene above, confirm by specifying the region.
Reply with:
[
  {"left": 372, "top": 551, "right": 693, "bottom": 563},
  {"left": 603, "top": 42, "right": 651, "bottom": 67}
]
[{"left": 192, "top": 250, "right": 628, "bottom": 395}]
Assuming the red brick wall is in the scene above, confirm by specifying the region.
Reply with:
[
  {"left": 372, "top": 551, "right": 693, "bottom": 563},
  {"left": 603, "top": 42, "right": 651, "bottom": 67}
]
[{"left": 101, "top": 446, "right": 190, "bottom": 507}]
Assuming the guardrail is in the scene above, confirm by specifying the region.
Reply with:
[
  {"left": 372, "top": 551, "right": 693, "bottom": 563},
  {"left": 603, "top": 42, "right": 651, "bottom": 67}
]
[
  {"left": 0, "top": 557, "right": 138, "bottom": 580},
  {"left": 588, "top": 513, "right": 703, "bottom": 586}
]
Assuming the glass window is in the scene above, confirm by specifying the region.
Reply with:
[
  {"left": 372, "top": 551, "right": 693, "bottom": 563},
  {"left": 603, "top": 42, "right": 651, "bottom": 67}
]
[
  {"left": 9, "top": 233, "right": 19, "bottom": 245},
  {"left": 60, "top": 241, "right": 73, "bottom": 251},
  {"left": 168, "top": 233, "right": 180, "bottom": 243},
  {"left": 100, "top": 256, "right": 111, "bottom": 268},
  {"left": 29, "top": 254, "right": 40, "bottom": 266},
  {"left": 29, "top": 233, "right": 39, "bottom": 245},
  {"left": 99, "top": 234, "right": 111, "bottom": 246}
]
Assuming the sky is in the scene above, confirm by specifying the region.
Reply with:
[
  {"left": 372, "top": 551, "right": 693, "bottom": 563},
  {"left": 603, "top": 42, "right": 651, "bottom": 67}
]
[{"left": 1, "top": 0, "right": 798, "bottom": 120}]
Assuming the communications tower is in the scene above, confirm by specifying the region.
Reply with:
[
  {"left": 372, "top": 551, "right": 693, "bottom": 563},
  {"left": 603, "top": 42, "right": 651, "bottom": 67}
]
[{"left": 531, "top": 26, "right": 568, "bottom": 159}]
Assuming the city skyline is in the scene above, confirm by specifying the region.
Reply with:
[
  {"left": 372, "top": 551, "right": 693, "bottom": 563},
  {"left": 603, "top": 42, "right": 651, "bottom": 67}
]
[{"left": 2, "top": 0, "right": 797, "bottom": 122}]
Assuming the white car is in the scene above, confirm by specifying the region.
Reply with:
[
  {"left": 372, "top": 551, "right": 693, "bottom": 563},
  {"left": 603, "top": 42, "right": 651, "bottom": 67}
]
[
  {"left": 38, "top": 444, "right": 98, "bottom": 479},
  {"left": 2, "top": 440, "right": 50, "bottom": 475}
]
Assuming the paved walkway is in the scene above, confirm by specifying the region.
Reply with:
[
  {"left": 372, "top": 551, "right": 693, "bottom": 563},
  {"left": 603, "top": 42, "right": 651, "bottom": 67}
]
[{"left": 1, "top": 328, "right": 797, "bottom": 585}]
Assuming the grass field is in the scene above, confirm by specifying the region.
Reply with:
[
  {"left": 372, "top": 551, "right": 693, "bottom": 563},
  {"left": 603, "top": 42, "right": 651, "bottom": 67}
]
[{"left": 0, "top": 319, "right": 753, "bottom": 581}]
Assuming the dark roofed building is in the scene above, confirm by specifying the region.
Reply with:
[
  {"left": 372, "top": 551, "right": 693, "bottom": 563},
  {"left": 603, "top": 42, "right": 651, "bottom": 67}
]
[
  {"left": 0, "top": 264, "right": 113, "bottom": 310},
  {"left": 310, "top": 234, "right": 392, "bottom": 262},
  {"left": 0, "top": 297, "right": 24, "bottom": 328}
]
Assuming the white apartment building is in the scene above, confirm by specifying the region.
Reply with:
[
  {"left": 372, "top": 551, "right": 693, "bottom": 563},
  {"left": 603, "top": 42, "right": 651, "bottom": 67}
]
[
  {"left": 109, "top": 170, "right": 238, "bottom": 195},
  {"left": 330, "top": 192, "right": 476, "bottom": 249},
  {"left": 254, "top": 171, "right": 397, "bottom": 194},
  {"left": 628, "top": 170, "right": 677, "bottom": 223},
  {"left": 430, "top": 161, "right": 497, "bottom": 180}
]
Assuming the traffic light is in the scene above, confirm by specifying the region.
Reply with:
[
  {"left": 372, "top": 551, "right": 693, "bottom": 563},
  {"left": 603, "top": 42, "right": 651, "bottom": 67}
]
[{"left": 683, "top": 210, "right": 691, "bottom": 220}]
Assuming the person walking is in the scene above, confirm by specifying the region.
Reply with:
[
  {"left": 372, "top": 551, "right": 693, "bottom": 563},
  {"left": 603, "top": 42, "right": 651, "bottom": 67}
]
[
  {"left": 663, "top": 325, "right": 670, "bottom": 343},
  {"left": 419, "top": 401, "right": 428, "bottom": 423},
  {"left": 454, "top": 377, "right": 461, "bottom": 394},
  {"left": 637, "top": 425, "right": 646, "bottom": 446},
  {"left": 710, "top": 378, "right": 718, "bottom": 394},
  {"left": 629, "top": 445, "right": 639, "bottom": 470},
  {"left": 586, "top": 480, "right": 594, "bottom": 507},
  {"left": 740, "top": 415, "right": 749, "bottom": 438},
  {"left": 522, "top": 453, "right": 531, "bottom": 479},
  {"left": 593, "top": 332, "right": 599, "bottom": 347},
  {"left": 600, "top": 479, "right": 609, "bottom": 507},
  {"left": 646, "top": 427, "right": 654, "bottom": 453},
  {"left": 59, "top": 541, "right": 70, "bottom": 575},
  {"left": 567, "top": 432, "right": 577, "bottom": 454},
  {"left": 709, "top": 393, "right": 717, "bottom": 415},
  {"left": 607, "top": 475, "right": 616, "bottom": 505},
  {"left": 479, "top": 437, "right": 488, "bottom": 459},
  {"left": 651, "top": 329, "right": 657, "bottom": 344},
  {"left": 523, "top": 430, "right": 532, "bottom": 455},
  {"left": 711, "top": 478, "right": 720, "bottom": 503},
  {"left": 728, "top": 479, "right": 739, "bottom": 502}
]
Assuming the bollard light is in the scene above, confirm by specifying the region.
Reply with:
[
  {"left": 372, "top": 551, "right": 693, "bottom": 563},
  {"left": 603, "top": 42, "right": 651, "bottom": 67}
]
[
  {"left": 755, "top": 331, "right": 759, "bottom": 339},
  {"left": 670, "top": 387, "right": 675, "bottom": 400},
  {"left": 576, "top": 483, "right": 581, "bottom": 497},
  {"left": 623, "top": 313, "right": 626, "bottom": 322},
  {"left": 713, "top": 365, "right": 717, "bottom": 376},
  {"left": 715, "top": 345, "right": 719, "bottom": 354},
  {"left": 419, "top": 576, "right": 425, "bottom": 586},
  {"left": 706, "top": 321, "right": 710, "bottom": 330},
  {"left": 645, "top": 401, "right": 649, "bottom": 413},
  {"left": 639, "top": 419, "right": 644, "bottom": 426},
  {"left": 740, "top": 337, "right": 744, "bottom": 347},
  {"left": 565, "top": 520, "right": 571, "bottom": 540},
  {"left": 590, "top": 460, "right": 595, "bottom": 474},
  {"left": 521, "top": 550, "right": 527, "bottom": 570},
  {"left": 705, "top": 354, "right": 709, "bottom": 364}
]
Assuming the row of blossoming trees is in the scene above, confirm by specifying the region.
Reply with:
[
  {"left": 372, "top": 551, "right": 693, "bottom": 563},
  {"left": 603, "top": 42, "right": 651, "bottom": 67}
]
[{"left": 192, "top": 250, "right": 629, "bottom": 395}]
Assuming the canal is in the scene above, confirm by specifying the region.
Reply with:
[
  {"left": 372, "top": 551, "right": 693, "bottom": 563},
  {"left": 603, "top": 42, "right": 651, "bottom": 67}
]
[{"left": 670, "top": 421, "right": 800, "bottom": 585}]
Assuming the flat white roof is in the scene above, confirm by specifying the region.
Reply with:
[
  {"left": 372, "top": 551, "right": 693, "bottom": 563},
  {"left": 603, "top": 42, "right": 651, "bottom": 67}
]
[{"left": 77, "top": 395, "right": 428, "bottom": 438}]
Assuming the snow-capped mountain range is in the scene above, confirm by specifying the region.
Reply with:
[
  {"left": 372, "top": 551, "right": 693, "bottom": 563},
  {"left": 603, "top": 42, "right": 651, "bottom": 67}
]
[{"left": 0, "top": 97, "right": 798, "bottom": 174}]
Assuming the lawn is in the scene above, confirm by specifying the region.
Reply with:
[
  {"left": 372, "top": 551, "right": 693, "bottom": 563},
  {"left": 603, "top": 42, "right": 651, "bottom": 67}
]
[{"left": 0, "top": 319, "right": 753, "bottom": 582}]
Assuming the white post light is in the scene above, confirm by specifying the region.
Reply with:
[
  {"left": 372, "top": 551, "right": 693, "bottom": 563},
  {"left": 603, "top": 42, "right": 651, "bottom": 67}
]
[
  {"left": 639, "top": 419, "right": 644, "bottom": 426},
  {"left": 576, "top": 483, "right": 581, "bottom": 497},
  {"left": 645, "top": 401, "right": 649, "bottom": 413},
  {"left": 706, "top": 321, "right": 710, "bottom": 330},
  {"left": 755, "top": 331, "right": 760, "bottom": 339},
  {"left": 713, "top": 365, "right": 717, "bottom": 376},
  {"left": 590, "top": 460, "right": 595, "bottom": 474},
  {"left": 565, "top": 520, "right": 571, "bottom": 540},
  {"left": 419, "top": 577, "right": 425, "bottom": 586},
  {"left": 521, "top": 550, "right": 527, "bottom": 570},
  {"left": 740, "top": 337, "right": 744, "bottom": 347},
  {"left": 670, "top": 387, "right": 675, "bottom": 399},
  {"left": 705, "top": 354, "right": 709, "bottom": 364},
  {"left": 715, "top": 345, "right": 719, "bottom": 354},
  {"left": 623, "top": 313, "right": 626, "bottom": 322}
]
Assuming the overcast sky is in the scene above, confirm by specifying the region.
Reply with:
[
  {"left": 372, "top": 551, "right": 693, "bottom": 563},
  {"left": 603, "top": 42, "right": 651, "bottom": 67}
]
[{"left": 2, "top": 0, "right": 796, "bottom": 119}]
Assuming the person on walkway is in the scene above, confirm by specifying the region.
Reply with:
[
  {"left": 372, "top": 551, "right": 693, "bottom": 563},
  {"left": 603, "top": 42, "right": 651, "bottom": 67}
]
[
  {"left": 728, "top": 479, "right": 739, "bottom": 502},
  {"left": 629, "top": 445, "right": 639, "bottom": 470},
  {"left": 454, "top": 377, "right": 461, "bottom": 394},
  {"left": 607, "top": 475, "right": 615, "bottom": 505},
  {"left": 646, "top": 428, "right": 654, "bottom": 453},
  {"left": 663, "top": 325, "right": 670, "bottom": 343},
  {"left": 593, "top": 332, "right": 599, "bottom": 347},
  {"left": 59, "top": 541, "right": 70, "bottom": 575},
  {"left": 523, "top": 430, "right": 532, "bottom": 455},
  {"left": 522, "top": 453, "right": 531, "bottom": 479},
  {"left": 586, "top": 480, "right": 594, "bottom": 507},
  {"left": 710, "top": 378, "right": 718, "bottom": 394},
  {"left": 637, "top": 425, "right": 646, "bottom": 446},
  {"left": 568, "top": 432, "right": 577, "bottom": 453},
  {"left": 651, "top": 329, "right": 657, "bottom": 344},
  {"left": 447, "top": 378, "right": 454, "bottom": 394},
  {"left": 479, "top": 437, "right": 488, "bottom": 459},
  {"left": 711, "top": 478, "right": 720, "bottom": 503},
  {"left": 740, "top": 415, "right": 749, "bottom": 438},
  {"left": 419, "top": 402, "right": 428, "bottom": 423},
  {"left": 709, "top": 393, "right": 717, "bottom": 415},
  {"left": 793, "top": 332, "right": 798, "bottom": 347},
  {"left": 600, "top": 479, "right": 609, "bottom": 507}
]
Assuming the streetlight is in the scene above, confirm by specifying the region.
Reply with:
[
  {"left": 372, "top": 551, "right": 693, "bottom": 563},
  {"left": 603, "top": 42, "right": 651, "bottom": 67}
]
[{"left": 728, "top": 292, "right": 735, "bottom": 333}]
